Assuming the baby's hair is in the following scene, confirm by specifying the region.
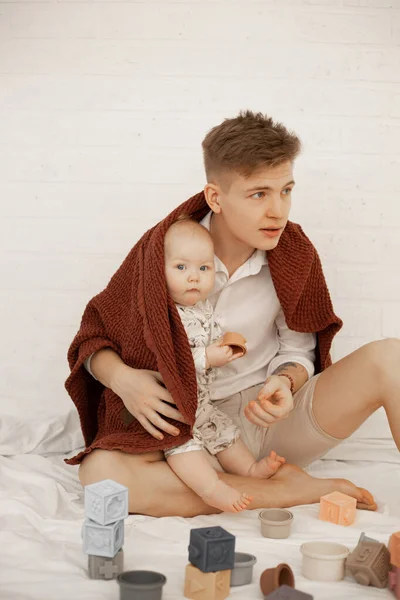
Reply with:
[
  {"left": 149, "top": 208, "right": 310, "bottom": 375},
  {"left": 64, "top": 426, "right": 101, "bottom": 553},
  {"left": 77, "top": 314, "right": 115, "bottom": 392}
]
[{"left": 167, "top": 214, "right": 214, "bottom": 244}]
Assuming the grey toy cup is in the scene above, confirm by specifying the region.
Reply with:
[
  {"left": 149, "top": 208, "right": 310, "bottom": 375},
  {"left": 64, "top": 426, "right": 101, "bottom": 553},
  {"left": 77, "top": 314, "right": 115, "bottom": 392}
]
[
  {"left": 230, "top": 552, "right": 257, "bottom": 586},
  {"left": 117, "top": 570, "right": 167, "bottom": 600},
  {"left": 259, "top": 508, "right": 293, "bottom": 539}
]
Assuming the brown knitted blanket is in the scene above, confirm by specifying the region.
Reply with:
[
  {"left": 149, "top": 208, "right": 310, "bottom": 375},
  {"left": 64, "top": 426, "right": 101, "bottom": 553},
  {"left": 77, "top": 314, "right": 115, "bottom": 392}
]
[{"left": 65, "top": 191, "right": 342, "bottom": 465}]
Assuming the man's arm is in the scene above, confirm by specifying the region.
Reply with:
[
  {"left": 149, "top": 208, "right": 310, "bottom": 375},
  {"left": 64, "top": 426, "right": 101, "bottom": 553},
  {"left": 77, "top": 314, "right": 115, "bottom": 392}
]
[
  {"left": 88, "top": 348, "right": 126, "bottom": 390},
  {"left": 271, "top": 361, "right": 309, "bottom": 395}
]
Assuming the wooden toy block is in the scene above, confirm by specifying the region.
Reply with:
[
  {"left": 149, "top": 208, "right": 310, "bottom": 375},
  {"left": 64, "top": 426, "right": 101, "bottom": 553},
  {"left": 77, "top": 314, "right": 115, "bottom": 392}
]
[
  {"left": 389, "top": 532, "right": 400, "bottom": 569},
  {"left": 184, "top": 563, "right": 230, "bottom": 600},
  {"left": 319, "top": 491, "right": 357, "bottom": 526},
  {"left": 346, "top": 541, "right": 390, "bottom": 588}
]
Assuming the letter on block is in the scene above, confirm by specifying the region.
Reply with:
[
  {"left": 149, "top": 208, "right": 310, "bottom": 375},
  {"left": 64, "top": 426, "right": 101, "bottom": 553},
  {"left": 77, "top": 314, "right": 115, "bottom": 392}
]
[
  {"left": 319, "top": 491, "right": 357, "bottom": 526},
  {"left": 82, "top": 518, "right": 124, "bottom": 558},
  {"left": 184, "top": 564, "right": 230, "bottom": 600},
  {"left": 389, "top": 532, "right": 400, "bottom": 569},
  {"left": 84, "top": 479, "right": 128, "bottom": 526},
  {"left": 188, "top": 526, "right": 235, "bottom": 573}
]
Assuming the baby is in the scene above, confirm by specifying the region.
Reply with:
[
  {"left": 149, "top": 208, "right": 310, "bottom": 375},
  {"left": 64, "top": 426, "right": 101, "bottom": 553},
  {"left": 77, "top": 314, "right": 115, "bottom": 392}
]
[{"left": 163, "top": 216, "right": 285, "bottom": 513}]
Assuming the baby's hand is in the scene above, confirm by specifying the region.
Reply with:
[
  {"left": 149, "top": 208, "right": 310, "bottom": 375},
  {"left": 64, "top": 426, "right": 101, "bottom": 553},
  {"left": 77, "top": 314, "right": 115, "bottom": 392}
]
[{"left": 205, "top": 339, "right": 243, "bottom": 369}]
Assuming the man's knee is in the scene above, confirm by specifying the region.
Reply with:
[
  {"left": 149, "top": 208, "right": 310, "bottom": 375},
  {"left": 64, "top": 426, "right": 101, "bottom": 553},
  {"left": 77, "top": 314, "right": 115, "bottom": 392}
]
[{"left": 364, "top": 338, "right": 400, "bottom": 382}]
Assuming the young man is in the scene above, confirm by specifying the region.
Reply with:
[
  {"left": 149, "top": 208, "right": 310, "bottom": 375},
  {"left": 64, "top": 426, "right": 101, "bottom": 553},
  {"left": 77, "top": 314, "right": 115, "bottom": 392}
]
[{"left": 73, "top": 110, "right": 399, "bottom": 517}]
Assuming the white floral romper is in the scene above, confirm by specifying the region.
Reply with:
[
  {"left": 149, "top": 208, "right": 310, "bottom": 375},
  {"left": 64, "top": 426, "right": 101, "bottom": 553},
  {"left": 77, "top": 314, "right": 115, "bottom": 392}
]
[{"left": 164, "top": 299, "right": 240, "bottom": 458}]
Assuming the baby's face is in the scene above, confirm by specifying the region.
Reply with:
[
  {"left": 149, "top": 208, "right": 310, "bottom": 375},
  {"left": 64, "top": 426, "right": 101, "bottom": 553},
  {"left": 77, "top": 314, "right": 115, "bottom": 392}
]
[{"left": 164, "top": 228, "right": 215, "bottom": 306}]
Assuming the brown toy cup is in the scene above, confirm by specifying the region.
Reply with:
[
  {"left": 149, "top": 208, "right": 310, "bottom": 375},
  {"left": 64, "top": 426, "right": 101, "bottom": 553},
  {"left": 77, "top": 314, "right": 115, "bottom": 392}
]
[
  {"left": 260, "top": 563, "right": 295, "bottom": 596},
  {"left": 222, "top": 332, "right": 247, "bottom": 356}
]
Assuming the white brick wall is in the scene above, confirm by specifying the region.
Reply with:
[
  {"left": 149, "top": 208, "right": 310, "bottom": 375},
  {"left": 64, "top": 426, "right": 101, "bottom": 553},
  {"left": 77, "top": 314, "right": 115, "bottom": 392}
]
[{"left": 1, "top": 0, "right": 399, "bottom": 415}]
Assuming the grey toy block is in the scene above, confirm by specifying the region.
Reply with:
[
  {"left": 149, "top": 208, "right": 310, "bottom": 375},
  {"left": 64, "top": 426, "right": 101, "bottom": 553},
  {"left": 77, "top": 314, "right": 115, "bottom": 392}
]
[
  {"left": 188, "top": 526, "right": 235, "bottom": 573},
  {"left": 88, "top": 549, "right": 124, "bottom": 580},
  {"left": 265, "top": 585, "right": 313, "bottom": 599},
  {"left": 84, "top": 479, "right": 128, "bottom": 525},
  {"left": 359, "top": 532, "right": 380, "bottom": 545},
  {"left": 83, "top": 518, "right": 124, "bottom": 558}
]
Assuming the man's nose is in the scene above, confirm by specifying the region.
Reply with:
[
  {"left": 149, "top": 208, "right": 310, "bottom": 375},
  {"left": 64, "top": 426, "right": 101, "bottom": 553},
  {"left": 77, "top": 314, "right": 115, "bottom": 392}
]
[{"left": 266, "top": 195, "right": 283, "bottom": 218}]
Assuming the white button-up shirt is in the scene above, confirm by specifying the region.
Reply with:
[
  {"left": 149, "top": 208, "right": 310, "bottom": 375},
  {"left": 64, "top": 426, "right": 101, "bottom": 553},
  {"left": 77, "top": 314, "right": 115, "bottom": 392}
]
[
  {"left": 199, "top": 211, "right": 316, "bottom": 400},
  {"left": 86, "top": 211, "right": 316, "bottom": 398}
]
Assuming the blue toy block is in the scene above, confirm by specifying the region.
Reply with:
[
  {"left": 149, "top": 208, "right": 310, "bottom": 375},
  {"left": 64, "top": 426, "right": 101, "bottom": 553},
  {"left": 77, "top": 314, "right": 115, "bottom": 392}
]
[
  {"left": 82, "top": 518, "right": 124, "bottom": 558},
  {"left": 84, "top": 479, "right": 128, "bottom": 525},
  {"left": 188, "top": 526, "right": 235, "bottom": 573},
  {"left": 265, "top": 585, "right": 313, "bottom": 599}
]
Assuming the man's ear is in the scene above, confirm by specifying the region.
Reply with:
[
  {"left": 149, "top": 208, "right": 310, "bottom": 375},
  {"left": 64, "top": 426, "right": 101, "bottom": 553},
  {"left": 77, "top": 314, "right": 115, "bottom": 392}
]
[{"left": 204, "top": 183, "right": 222, "bottom": 214}]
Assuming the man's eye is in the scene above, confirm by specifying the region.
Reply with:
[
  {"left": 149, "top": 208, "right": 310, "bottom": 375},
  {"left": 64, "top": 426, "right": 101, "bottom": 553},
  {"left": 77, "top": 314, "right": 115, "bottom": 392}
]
[
  {"left": 282, "top": 188, "right": 292, "bottom": 196},
  {"left": 177, "top": 264, "right": 185, "bottom": 270},
  {"left": 252, "top": 191, "right": 264, "bottom": 199}
]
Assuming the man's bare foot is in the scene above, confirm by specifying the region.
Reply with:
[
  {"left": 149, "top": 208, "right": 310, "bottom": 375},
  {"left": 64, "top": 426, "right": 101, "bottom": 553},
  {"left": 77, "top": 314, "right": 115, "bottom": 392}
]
[
  {"left": 269, "top": 464, "right": 377, "bottom": 511},
  {"left": 248, "top": 450, "right": 286, "bottom": 479},
  {"left": 201, "top": 479, "right": 253, "bottom": 513}
]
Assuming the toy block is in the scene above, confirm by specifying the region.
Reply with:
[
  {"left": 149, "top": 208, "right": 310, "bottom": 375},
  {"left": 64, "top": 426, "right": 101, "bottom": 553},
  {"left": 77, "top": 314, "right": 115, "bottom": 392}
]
[
  {"left": 188, "top": 526, "right": 235, "bottom": 573},
  {"left": 184, "top": 563, "right": 230, "bottom": 600},
  {"left": 389, "top": 567, "right": 400, "bottom": 599},
  {"left": 346, "top": 541, "right": 390, "bottom": 588},
  {"left": 389, "top": 532, "right": 400, "bottom": 568},
  {"left": 82, "top": 518, "right": 124, "bottom": 558},
  {"left": 88, "top": 549, "right": 124, "bottom": 580},
  {"left": 84, "top": 479, "right": 128, "bottom": 525},
  {"left": 359, "top": 532, "right": 380, "bottom": 545},
  {"left": 264, "top": 585, "right": 313, "bottom": 599},
  {"left": 319, "top": 491, "right": 357, "bottom": 526}
]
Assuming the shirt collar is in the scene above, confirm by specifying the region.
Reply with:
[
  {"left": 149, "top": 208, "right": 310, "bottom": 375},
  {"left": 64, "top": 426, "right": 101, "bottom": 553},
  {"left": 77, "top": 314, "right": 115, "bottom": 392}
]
[{"left": 199, "top": 210, "right": 268, "bottom": 278}]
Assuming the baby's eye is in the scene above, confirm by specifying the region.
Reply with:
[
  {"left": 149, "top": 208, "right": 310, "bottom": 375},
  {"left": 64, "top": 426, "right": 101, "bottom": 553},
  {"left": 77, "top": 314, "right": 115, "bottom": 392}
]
[
  {"left": 200, "top": 265, "right": 208, "bottom": 271},
  {"left": 177, "top": 264, "right": 185, "bottom": 270}
]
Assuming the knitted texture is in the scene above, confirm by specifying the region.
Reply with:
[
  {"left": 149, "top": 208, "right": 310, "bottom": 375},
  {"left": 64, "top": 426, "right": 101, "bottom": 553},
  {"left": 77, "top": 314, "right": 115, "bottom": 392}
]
[{"left": 64, "top": 191, "right": 342, "bottom": 466}]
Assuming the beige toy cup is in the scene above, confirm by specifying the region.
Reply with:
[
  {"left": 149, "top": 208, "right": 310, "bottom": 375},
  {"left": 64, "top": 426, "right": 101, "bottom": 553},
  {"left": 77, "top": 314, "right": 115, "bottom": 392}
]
[
  {"left": 300, "top": 541, "right": 350, "bottom": 581},
  {"left": 258, "top": 508, "right": 293, "bottom": 539},
  {"left": 222, "top": 332, "right": 247, "bottom": 356}
]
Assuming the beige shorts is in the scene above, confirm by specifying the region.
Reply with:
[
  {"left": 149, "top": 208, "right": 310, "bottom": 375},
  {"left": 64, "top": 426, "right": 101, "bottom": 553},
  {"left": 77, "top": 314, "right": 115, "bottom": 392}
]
[{"left": 211, "top": 374, "right": 343, "bottom": 469}]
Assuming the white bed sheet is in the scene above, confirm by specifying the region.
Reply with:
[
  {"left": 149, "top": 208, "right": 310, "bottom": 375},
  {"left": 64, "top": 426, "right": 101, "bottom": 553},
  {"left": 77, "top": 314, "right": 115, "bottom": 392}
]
[{"left": 1, "top": 454, "right": 399, "bottom": 600}]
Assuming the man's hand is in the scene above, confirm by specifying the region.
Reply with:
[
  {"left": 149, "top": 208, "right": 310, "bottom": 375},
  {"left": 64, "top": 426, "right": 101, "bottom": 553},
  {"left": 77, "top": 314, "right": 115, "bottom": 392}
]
[
  {"left": 205, "top": 339, "right": 244, "bottom": 369},
  {"left": 112, "top": 366, "right": 189, "bottom": 440},
  {"left": 244, "top": 375, "right": 294, "bottom": 427}
]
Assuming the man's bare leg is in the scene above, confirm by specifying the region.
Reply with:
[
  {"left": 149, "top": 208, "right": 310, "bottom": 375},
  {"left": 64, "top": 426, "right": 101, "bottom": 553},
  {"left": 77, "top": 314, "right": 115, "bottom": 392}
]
[
  {"left": 78, "top": 448, "right": 376, "bottom": 517},
  {"left": 312, "top": 338, "right": 400, "bottom": 449}
]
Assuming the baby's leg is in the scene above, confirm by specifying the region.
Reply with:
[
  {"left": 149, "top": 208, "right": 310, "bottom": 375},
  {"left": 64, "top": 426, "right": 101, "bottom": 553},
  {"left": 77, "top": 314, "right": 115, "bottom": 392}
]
[
  {"left": 217, "top": 438, "right": 285, "bottom": 479},
  {"left": 166, "top": 449, "right": 252, "bottom": 513}
]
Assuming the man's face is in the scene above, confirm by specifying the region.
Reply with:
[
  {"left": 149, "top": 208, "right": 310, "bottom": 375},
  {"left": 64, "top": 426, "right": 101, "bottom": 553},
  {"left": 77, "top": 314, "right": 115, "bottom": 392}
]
[{"left": 207, "top": 160, "right": 295, "bottom": 252}]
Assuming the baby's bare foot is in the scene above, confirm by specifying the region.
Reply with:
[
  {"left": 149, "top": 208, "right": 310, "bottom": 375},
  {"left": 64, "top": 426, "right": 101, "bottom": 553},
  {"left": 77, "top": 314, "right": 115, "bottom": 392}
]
[
  {"left": 248, "top": 450, "right": 286, "bottom": 479},
  {"left": 201, "top": 480, "right": 253, "bottom": 513}
]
